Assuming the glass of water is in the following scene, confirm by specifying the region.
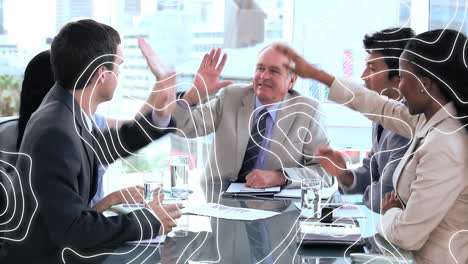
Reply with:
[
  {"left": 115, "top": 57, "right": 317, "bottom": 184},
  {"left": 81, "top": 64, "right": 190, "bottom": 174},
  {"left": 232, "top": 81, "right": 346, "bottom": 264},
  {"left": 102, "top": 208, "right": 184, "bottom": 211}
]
[
  {"left": 301, "top": 179, "right": 322, "bottom": 218},
  {"left": 170, "top": 155, "right": 191, "bottom": 198},
  {"left": 143, "top": 170, "right": 164, "bottom": 202}
]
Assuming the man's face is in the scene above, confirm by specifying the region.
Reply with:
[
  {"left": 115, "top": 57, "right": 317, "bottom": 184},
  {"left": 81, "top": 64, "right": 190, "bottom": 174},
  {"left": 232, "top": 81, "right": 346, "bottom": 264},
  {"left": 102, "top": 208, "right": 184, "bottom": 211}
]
[
  {"left": 398, "top": 56, "right": 427, "bottom": 115},
  {"left": 253, "top": 47, "right": 296, "bottom": 105},
  {"left": 99, "top": 44, "right": 123, "bottom": 102},
  {"left": 360, "top": 52, "right": 392, "bottom": 94}
]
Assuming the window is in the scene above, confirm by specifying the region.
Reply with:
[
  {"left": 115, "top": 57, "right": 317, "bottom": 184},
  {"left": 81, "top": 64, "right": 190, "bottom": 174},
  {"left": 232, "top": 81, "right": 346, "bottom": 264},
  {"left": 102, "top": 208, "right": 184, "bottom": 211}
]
[
  {"left": 290, "top": 0, "right": 411, "bottom": 153},
  {"left": 3, "top": 0, "right": 465, "bottom": 182},
  {"left": 430, "top": 0, "right": 468, "bottom": 34}
]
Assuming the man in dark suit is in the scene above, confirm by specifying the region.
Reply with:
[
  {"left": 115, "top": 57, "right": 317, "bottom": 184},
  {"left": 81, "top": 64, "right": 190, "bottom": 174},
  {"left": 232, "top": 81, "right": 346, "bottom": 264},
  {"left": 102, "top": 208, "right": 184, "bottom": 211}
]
[
  {"left": 315, "top": 28, "right": 414, "bottom": 213},
  {"left": 2, "top": 19, "right": 180, "bottom": 263}
]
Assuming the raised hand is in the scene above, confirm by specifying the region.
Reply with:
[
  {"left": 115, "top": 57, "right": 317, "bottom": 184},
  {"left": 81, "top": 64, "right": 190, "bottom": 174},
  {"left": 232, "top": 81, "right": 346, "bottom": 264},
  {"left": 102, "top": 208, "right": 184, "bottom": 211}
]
[
  {"left": 183, "top": 48, "right": 233, "bottom": 105},
  {"left": 138, "top": 37, "right": 169, "bottom": 79},
  {"left": 150, "top": 72, "right": 178, "bottom": 120},
  {"left": 273, "top": 44, "right": 335, "bottom": 86},
  {"left": 272, "top": 44, "right": 319, "bottom": 79}
]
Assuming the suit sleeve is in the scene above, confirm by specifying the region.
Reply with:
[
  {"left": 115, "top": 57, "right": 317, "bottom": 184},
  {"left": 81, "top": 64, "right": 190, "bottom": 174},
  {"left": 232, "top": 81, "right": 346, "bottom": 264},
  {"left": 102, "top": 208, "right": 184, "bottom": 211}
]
[
  {"left": 361, "top": 133, "right": 409, "bottom": 213},
  {"left": 329, "top": 78, "right": 418, "bottom": 139},
  {"left": 377, "top": 133, "right": 467, "bottom": 250},
  {"left": 93, "top": 111, "right": 176, "bottom": 165},
  {"left": 342, "top": 148, "right": 378, "bottom": 194},
  {"left": 283, "top": 103, "right": 331, "bottom": 188},
  {"left": 171, "top": 88, "right": 226, "bottom": 138},
  {"left": 32, "top": 127, "right": 161, "bottom": 249}
]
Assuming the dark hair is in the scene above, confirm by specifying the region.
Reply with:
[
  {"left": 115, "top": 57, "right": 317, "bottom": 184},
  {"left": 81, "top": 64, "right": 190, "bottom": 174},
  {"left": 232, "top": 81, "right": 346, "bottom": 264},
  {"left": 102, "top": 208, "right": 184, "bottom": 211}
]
[
  {"left": 50, "top": 19, "right": 121, "bottom": 90},
  {"left": 17, "top": 50, "right": 55, "bottom": 149},
  {"left": 363, "top": 27, "right": 416, "bottom": 80},
  {"left": 403, "top": 29, "right": 468, "bottom": 132}
]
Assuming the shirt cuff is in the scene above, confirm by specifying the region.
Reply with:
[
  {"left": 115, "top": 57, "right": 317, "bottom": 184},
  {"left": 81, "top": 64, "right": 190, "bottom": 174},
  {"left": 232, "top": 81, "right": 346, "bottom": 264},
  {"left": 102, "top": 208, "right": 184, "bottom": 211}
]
[
  {"left": 177, "top": 92, "right": 196, "bottom": 110},
  {"left": 151, "top": 111, "right": 171, "bottom": 128},
  {"left": 338, "top": 170, "right": 358, "bottom": 193},
  {"left": 276, "top": 169, "right": 293, "bottom": 188},
  {"left": 144, "top": 207, "right": 159, "bottom": 222}
]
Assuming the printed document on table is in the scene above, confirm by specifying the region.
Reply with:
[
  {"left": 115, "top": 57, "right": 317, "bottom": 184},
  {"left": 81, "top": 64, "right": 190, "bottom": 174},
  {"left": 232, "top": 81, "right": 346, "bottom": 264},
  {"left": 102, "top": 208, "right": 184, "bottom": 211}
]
[
  {"left": 225, "top": 183, "right": 280, "bottom": 194},
  {"left": 183, "top": 203, "right": 280, "bottom": 221},
  {"left": 273, "top": 186, "right": 337, "bottom": 199}
]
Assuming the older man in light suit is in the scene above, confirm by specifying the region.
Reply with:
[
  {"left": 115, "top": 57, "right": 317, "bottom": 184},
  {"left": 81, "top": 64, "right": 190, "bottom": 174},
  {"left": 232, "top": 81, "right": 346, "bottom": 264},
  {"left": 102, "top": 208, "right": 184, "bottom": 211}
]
[{"left": 144, "top": 45, "right": 330, "bottom": 188}]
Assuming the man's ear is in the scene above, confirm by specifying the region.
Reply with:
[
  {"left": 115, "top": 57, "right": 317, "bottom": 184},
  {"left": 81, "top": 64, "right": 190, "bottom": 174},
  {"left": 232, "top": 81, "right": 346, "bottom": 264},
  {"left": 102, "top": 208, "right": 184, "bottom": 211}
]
[
  {"left": 288, "top": 74, "right": 298, "bottom": 90},
  {"left": 97, "top": 66, "right": 107, "bottom": 84}
]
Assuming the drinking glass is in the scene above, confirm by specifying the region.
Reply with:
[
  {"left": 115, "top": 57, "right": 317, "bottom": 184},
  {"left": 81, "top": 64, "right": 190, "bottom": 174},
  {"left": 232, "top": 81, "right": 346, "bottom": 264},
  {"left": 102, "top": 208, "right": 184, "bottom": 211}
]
[
  {"left": 143, "top": 170, "right": 164, "bottom": 202},
  {"left": 170, "top": 155, "right": 191, "bottom": 198},
  {"left": 300, "top": 179, "right": 322, "bottom": 218}
]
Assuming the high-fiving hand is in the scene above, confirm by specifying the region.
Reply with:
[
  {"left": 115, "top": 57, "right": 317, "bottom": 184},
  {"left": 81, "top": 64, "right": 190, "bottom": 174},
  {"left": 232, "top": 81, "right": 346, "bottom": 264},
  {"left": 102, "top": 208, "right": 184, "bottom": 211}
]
[
  {"left": 151, "top": 72, "right": 177, "bottom": 120},
  {"left": 183, "top": 48, "right": 233, "bottom": 105},
  {"left": 138, "top": 37, "right": 169, "bottom": 79},
  {"left": 138, "top": 37, "right": 177, "bottom": 119}
]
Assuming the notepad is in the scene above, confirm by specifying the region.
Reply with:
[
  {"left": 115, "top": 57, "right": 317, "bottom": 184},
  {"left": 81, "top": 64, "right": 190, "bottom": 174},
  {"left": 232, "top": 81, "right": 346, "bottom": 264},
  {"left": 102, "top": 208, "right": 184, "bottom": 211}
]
[{"left": 225, "top": 183, "right": 280, "bottom": 195}]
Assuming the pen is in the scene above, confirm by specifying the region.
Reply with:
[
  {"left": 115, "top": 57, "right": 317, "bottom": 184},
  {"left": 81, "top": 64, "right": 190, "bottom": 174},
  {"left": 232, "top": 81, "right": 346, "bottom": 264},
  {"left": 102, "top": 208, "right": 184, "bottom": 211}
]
[{"left": 221, "top": 192, "right": 275, "bottom": 200}]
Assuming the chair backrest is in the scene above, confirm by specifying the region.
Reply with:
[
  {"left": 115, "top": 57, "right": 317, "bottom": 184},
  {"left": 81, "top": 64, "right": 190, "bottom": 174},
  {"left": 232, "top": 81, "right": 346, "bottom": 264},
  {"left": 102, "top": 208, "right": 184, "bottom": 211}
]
[
  {"left": 0, "top": 116, "right": 19, "bottom": 167},
  {"left": 0, "top": 117, "right": 18, "bottom": 255}
]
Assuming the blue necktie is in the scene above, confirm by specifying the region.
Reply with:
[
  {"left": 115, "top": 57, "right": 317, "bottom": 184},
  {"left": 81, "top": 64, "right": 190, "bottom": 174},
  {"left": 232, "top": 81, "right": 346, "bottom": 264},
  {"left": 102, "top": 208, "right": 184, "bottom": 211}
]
[{"left": 237, "top": 109, "right": 269, "bottom": 182}]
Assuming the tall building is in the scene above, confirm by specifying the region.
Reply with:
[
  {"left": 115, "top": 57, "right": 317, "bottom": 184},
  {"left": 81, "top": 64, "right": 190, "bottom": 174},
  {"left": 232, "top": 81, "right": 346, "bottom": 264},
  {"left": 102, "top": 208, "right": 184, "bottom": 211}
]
[
  {"left": 56, "top": 0, "right": 93, "bottom": 32},
  {"left": 125, "top": 0, "right": 141, "bottom": 16},
  {"left": 430, "top": 0, "right": 468, "bottom": 35},
  {"left": 0, "top": 0, "right": 5, "bottom": 34}
]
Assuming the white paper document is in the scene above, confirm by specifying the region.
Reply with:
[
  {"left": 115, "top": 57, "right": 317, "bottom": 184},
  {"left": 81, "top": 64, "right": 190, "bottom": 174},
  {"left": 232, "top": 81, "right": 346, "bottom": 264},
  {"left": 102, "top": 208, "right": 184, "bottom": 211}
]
[
  {"left": 273, "top": 188, "right": 301, "bottom": 198},
  {"left": 225, "top": 183, "right": 280, "bottom": 194},
  {"left": 183, "top": 203, "right": 280, "bottom": 221},
  {"left": 273, "top": 187, "right": 337, "bottom": 199},
  {"left": 127, "top": 235, "right": 166, "bottom": 245}
]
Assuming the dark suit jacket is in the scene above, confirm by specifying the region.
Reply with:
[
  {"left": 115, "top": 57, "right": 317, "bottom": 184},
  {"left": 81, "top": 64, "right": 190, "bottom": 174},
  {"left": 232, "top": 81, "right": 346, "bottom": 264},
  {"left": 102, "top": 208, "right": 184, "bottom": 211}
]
[
  {"left": 340, "top": 122, "right": 410, "bottom": 213},
  {"left": 2, "top": 84, "right": 175, "bottom": 263}
]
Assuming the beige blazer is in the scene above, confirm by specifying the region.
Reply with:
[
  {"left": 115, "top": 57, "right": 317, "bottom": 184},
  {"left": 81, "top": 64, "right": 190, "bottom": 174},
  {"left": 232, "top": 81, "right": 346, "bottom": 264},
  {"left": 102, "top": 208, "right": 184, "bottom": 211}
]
[
  {"left": 172, "top": 84, "right": 330, "bottom": 187},
  {"left": 330, "top": 78, "right": 468, "bottom": 264}
]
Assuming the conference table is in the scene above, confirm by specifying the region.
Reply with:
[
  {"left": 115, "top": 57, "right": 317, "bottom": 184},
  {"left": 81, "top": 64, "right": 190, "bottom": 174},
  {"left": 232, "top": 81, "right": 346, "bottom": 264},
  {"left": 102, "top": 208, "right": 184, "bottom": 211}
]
[{"left": 66, "top": 183, "right": 384, "bottom": 264}]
